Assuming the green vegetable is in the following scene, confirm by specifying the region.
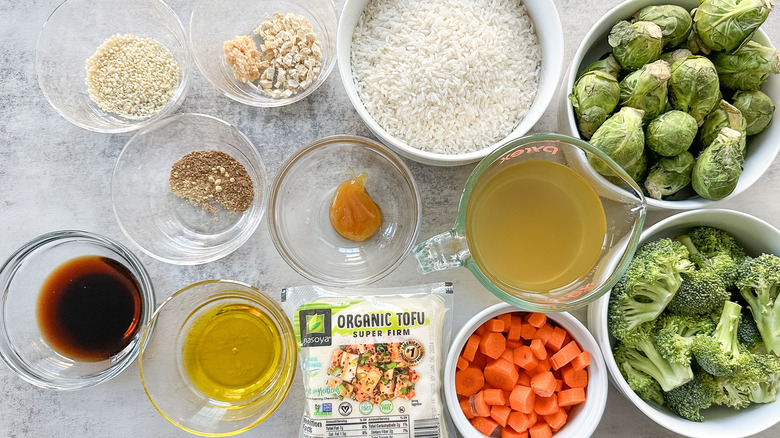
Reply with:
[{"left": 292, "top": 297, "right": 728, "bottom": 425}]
[
  {"left": 660, "top": 48, "right": 693, "bottom": 65},
  {"left": 738, "top": 309, "right": 764, "bottom": 352},
  {"left": 644, "top": 151, "right": 695, "bottom": 200},
  {"left": 669, "top": 56, "right": 721, "bottom": 126},
  {"left": 700, "top": 100, "right": 747, "bottom": 154},
  {"left": 588, "top": 106, "right": 646, "bottom": 176},
  {"left": 613, "top": 325, "right": 694, "bottom": 392},
  {"left": 709, "top": 352, "right": 780, "bottom": 407},
  {"left": 732, "top": 90, "right": 776, "bottom": 135},
  {"left": 609, "top": 20, "right": 664, "bottom": 71},
  {"left": 617, "top": 360, "right": 665, "bottom": 405},
  {"left": 619, "top": 60, "right": 671, "bottom": 123},
  {"left": 666, "top": 268, "right": 730, "bottom": 316},
  {"left": 676, "top": 227, "right": 745, "bottom": 287},
  {"left": 692, "top": 127, "right": 744, "bottom": 200},
  {"left": 646, "top": 110, "right": 698, "bottom": 157},
  {"left": 569, "top": 70, "right": 621, "bottom": 139},
  {"left": 654, "top": 313, "right": 716, "bottom": 365},
  {"left": 693, "top": 0, "right": 773, "bottom": 52},
  {"left": 663, "top": 371, "right": 716, "bottom": 422},
  {"left": 624, "top": 150, "right": 649, "bottom": 182},
  {"left": 579, "top": 53, "right": 622, "bottom": 80},
  {"left": 692, "top": 301, "right": 747, "bottom": 377},
  {"left": 634, "top": 5, "right": 693, "bottom": 49},
  {"left": 711, "top": 41, "right": 780, "bottom": 90},
  {"left": 736, "top": 254, "right": 780, "bottom": 355}
]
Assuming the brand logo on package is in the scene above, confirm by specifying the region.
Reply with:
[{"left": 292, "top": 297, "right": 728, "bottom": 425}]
[{"left": 300, "top": 309, "right": 332, "bottom": 347}]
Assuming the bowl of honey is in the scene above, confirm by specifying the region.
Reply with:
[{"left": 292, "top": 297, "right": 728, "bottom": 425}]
[
  {"left": 268, "top": 135, "right": 422, "bottom": 286},
  {"left": 139, "top": 279, "right": 296, "bottom": 436},
  {"left": 0, "top": 230, "right": 155, "bottom": 390}
]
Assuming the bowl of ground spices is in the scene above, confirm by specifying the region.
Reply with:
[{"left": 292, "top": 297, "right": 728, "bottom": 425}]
[
  {"left": 112, "top": 113, "right": 267, "bottom": 265},
  {"left": 36, "top": 0, "right": 191, "bottom": 133}
]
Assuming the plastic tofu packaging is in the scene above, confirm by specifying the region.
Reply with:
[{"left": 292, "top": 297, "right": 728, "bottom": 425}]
[{"left": 282, "top": 282, "right": 454, "bottom": 438}]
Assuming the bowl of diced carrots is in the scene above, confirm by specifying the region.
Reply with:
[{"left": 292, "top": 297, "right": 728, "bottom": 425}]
[{"left": 445, "top": 303, "right": 608, "bottom": 438}]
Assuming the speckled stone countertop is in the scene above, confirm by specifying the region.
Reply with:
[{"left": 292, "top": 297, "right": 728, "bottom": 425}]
[{"left": 1, "top": 0, "right": 780, "bottom": 437}]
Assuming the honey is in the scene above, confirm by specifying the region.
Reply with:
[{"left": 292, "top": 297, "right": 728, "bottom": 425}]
[{"left": 329, "top": 172, "right": 383, "bottom": 242}]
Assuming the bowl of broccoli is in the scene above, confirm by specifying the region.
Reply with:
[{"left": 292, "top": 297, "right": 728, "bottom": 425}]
[{"left": 587, "top": 208, "right": 780, "bottom": 437}]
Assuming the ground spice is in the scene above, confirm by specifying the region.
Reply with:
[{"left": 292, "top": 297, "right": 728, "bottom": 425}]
[{"left": 169, "top": 151, "right": 254, "bottom": 213}]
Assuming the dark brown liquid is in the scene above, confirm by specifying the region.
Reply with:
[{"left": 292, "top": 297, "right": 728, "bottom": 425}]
[{"left": 36, "top": 255, "right": 142, "bottom": 362}]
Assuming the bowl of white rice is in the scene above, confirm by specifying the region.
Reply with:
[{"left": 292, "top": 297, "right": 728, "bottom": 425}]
[{"left": 338, "top": 0, "right": 563, "bottom": 166}]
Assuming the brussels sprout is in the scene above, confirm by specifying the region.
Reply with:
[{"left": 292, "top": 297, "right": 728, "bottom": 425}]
[
  {"left": 625, "top": 150, "right": 650, "bottom": 183},
  {"left": 700, "top": 100, "right": 747, "bottom": 154},
  {"left": 608, "top": 20, "right": 664, "bottom": 71},
  {"left": 668, "top": 56, "right": 721, "bottom": 125},
  {"left": 644, "top": 151, "right": 696, "bottom": 200},
  {"left": 569, "top": 71, "right": 621, "bottom": 139},
  {"left": 579, "top": 53, "right": 622, "bottom": 80},
  {"left": 619, "top": 60, "right": 671, "bottom": 123},
  {"left": 634, "top": 5, "right": 693, "bottom": 49},
  {"left": 711, "top": 41, "right": 780, "bottom": 91},
  {"left": 693, "top": 0, "right": 772, "bottom": 52},
  {"left": 588, "top": 107, "right": 646, "bottom": 176},
  {"left": 686, "top": 29, "right": 712, "bottom": 55},
  {"left": 692, "top": 127, "right": 744, "bottom": 200},
  {"left": 660, "top": 48, "right": 693, "bottom": 65},
  {"left": 646, "top": 110, "right": 698, "bottom": 156},
  {"left": 732, "top": 90, "right": 776, "bottom": 135}
]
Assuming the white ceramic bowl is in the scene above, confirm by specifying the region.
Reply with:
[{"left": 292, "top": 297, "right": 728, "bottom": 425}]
[
  {"left": 587, "top": 209, "right": 780, "bottom": 438},
  {"left": 445, "top": 303, "right": 608, "bottom": 438},
  {"left": 559, "top": 0, "right": 780, "bottom": 210},
  {"left": 338, "top": 0, "right": 564, "bottom": 166}
]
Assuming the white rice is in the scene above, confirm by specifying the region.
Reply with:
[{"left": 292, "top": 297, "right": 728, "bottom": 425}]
[{"left": 351, "top": 0, "right": 542, "bottom": 154}]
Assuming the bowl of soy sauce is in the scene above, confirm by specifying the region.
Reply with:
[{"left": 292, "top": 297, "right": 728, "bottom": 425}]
[{"left": 0, "top": 230, "right": 154, "bottom": 390}]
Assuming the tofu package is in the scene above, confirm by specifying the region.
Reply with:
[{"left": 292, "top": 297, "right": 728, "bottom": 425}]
[{"left": 282, "top": 282, "right": 454, "bottom": 438}]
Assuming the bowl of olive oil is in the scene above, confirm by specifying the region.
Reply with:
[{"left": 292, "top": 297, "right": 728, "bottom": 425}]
[{"left": 139, "top": 280, "right": 296, "bottom": 436}]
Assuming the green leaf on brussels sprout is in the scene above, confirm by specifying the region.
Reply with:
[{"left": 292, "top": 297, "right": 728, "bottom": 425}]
[
  {"left": 619, "top": 60, "right": 671, "bottom": 123},
  {"left": 570, "top": 70, "right": 621, "bottom": 139},
  {"left": 668, "top": 56, "right": 721, "bottom": 125},
  {"left": 732, "top": 90, "right": 775, "bottom": 136},
  {"left": 692, "top": 127, "right": 745, "bottom": 201},
  {"left": 700, "top": 100, "right": 747, "bottom": 155},
  {"left": 588, "top": 106, "right": 646, "bottom": 176},
  {"left": 634, "top": 5, "right": 693, "bottom": 49},
  {"left": 645, "top": 151, "right": 695, "bottom": 200},
  {"left": 579, "top": 53, "right": 622, "bottom": 81},
  {"left": 646, "top": 110, "right": 698, "bottom": 156},
  {"left": 693, "top": 0, "right": 772, "bottom": 52},
  {"left": 711, "top": 41, "right": 780, "bottom": 91},
  {"left": 609, "top": 20, "right": 664, "bottom": 72}
]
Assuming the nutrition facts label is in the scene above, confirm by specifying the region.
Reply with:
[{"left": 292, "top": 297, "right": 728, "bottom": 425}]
[{"left": 323, "top": 415, "right": 410, "bottom": 438}]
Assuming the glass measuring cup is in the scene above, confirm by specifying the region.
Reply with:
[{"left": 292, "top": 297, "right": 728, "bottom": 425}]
[{"left": 413, "top": 133, "right": 646, "bottom": 311}]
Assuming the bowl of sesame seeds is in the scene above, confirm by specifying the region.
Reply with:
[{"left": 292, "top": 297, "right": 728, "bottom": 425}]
[
  {"left": 36, "top": 0, "right": 191, "bottom": 133},
  {"left": 111, "top": 113, "right": 267, "bottom": 265}
]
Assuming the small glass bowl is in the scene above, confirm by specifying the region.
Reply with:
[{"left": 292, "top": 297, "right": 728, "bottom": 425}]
[
  {"left": 0, "top": 230, "right": 155, "bottom": 390},
  {"left": 36, "top": 0, "right": 191, "bottom": 133},
  {"left": 268, "top": 135, "right": 422, "bottom": 286},
  {"left": 139, "top": 280, "right": 297, "bottom": 436},
  {"left": 112, "top": 113, "right": 268, "bottom": 265},
  {"left": 189, "top": 0, "right": 338, "bottom": 107}
]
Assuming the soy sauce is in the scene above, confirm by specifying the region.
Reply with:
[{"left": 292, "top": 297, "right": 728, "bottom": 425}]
[{"left": 37, "top": 255, "right": 142, "bottom": 362}]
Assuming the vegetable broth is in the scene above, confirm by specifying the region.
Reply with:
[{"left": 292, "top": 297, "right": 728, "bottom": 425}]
[{"left": 465, "top": 160, "right": 606, "bottom": 292}]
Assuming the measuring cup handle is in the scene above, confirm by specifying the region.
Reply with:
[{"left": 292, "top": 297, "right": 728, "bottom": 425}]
[{"left": 413, "top": 230, "right": 470, "bottom": 274}]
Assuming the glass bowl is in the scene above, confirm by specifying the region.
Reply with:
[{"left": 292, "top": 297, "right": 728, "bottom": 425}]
[
  {"left": 0, "top": 230, "right": 155, "bottom": 390},
  {"left": 189, "top": 0, "right": 338, "bottom": 107},
  {"left": 139, "top": 280, "right": 297, "bottom": 436},
  {"left": 268, "top": 135, "right": 421, "bottom": 286},
  {"left": 36, "top": 0, "right": 191, "bottom": 133},
  {"left": 111, "top": 113, "right": 268, "bottom": 265}
]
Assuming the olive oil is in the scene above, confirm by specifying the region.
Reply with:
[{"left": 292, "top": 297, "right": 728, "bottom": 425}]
[
  {"left": 465, "top": 160, "right": 606, "bottom": 292},
  {"left": 181, "top": 303, "right": 282, "bottom": 404}
]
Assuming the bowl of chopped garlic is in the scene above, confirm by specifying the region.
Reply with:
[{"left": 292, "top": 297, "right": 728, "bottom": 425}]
[
  {"left": 36, "top": 0, "right": 191, "bottom": 133},
  {"left": 189, "top": 0, "right": 339, "bottom": 107}
]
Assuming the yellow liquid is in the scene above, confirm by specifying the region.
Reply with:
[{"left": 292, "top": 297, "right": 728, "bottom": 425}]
[
  {"left": 466, "top": 160, "right": 606, "bottom": 292},
  {"left": 181, "top": 303, "right": 282, "bottom": 404}
]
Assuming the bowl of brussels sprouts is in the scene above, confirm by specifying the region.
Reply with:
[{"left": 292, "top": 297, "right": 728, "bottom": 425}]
[{"left": 560, "top": 0, "right": 780, "bottom": 210}]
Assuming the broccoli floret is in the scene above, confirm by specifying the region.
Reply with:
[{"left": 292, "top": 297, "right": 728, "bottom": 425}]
[
  {"left": 738, "top": 309, "right": 765, "bottom": 353},
  {"left": 618, "top": 360, "right": 665, "bottom": 406},
  {"left": 663, "top": 371, "right": 716, "bottom": 422},
  {"left": 692, "top": 301, "right": 748, "bottom": 377},
  {"left": 677, "top": 232, "right": 741, "bottom": 287},
  {"left": 666, "top": 269, "right": 729, "bottom": 315},
  {"left": 613, "top": 325, "right": 694, "bottom": 392},
  {"left": 709, "top": 353, "right": 780, "bottom": 408},
  {"left": 710, "top": 375, "right": 752, "bottom": 409},
  {"left": 608, "top": 238, "right": 694, "bottom": 342},
  {"left": 655, "top": 313, "right": 715, "bottom": 365},
  {"left": 736, "top": 254, "right": 780, "bottom": 355},
  {"left": 687, "top": 226, "right": 747, "bottom": 261}
]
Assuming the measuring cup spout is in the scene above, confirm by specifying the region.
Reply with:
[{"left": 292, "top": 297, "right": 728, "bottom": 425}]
[{"left": 413, "top": 230, "right": 469, "bottom": 274}]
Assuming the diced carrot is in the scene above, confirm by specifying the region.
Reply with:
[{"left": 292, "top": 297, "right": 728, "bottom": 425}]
[
  {"left": 555, "top": 379, "right": 563, "bottom": 393},
  {"left": 529, "top": 339, "right": 547, "bottom": 360},
  {"left": 571, "top": 351, "right": 591, "bottom": 371},
  {"left": 520, "top": 323, "right": 538, "bottom": 340},
  {"left": 506, "top": 340, "right": 522, "bottom": 349},
  {"left": 546, "top": 326, "right": 567, "bottom": 352},
  {"left": 503, "top": 390, "right": 513, "bottom": 407},
  {"left": 527, "top": 411, "right": 537, "bottom": 428},
  {"left": 536, "top": 358, "right": 551, "bottom": 373},
  {"left": 501, "top": 426, "right": 528, "bottom": 438},
  {"left": 517, "top": 371, "right": 531, "bottom": 386},
  {"left": 513, "top": 345, "right": 539, "bottom": 370},
  {"left": 530, "top": 371, "right": 556, "bottom": 397},
  {"left": 550, "top": 340, "right": 582, "bottom": 370},
  {"left": 561, "top": 365, "right": 588, "bottom": 389},
  {"left": 472, "top": 390, "right": 492, "bottom": 417},
  {"left": 509, "top": 385, "right": 535, "bottom": 414},
  {"left": 484, "top": 318, "right": 506, "bottom": 333},
  {"left": 457, "top": 356, "right": 470, "bottom": 371},
  {"left": 460, "top": 397, "right": 475, "bottom": 419},
  {"left": 500, "top": 348, "right": 515, "bottom": 364},
  {"left": 526, "top": 312, "right": 547, "bottom": 328},
  {"left": 471, "top": 416, "right": 499, "bottom": 436},
  {"left": 490, "top": 405, "right": 512, "bottom": 427},
  {"left": 479, "top": 332, "right": 507, "bottom": 360},
  {"left": 534, "top": 393, "right": 558, "bottom": 416},
  {"left": 463, "top": 334, "right": 481, "bottom": 361},
  {"left": 507, "top": 411, "right": 531, "bottom": 433},
  {"left": 557, "top": 387, "right": 586, "bottom": 407},
  {"left": 529, "top": 422, "right": 553, "bottom": 438},
  {"left": 543, "top": 409, "right": 567, "bottom": 430},
  {"left": 484, "top": 358, "right": 519, "bottom": 390},
  {"left": 472, "top": 351, "right": 488, "bottom": 369},
  {"left": 534, "top": 323, "right": 554, "bottom": 344},
  {"left": 497, "top": 313, "right": 513, "bottom": 333},
  {"left": 563, "top": 331, "right": 572, "bottom": 347},
  {"left": 483, "top": 388, "right": 507, "bottom": 406},
  {"left": 456, "top": 366, "right": 485, "bottom": 397},
  {"left": 508, "top": 320, "right": 523, "bottom": 342},
  {"left": 475, "top": 324, "right": 487, "bottom": 336}
]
